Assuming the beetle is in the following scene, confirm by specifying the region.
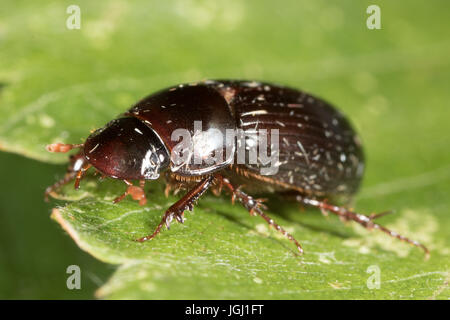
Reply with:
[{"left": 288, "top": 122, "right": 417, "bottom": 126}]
[{"left": 46, "top": 80, "right": 428, "bottom": 256}]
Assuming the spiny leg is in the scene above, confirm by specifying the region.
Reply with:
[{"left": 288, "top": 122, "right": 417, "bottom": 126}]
[
  {"left": 296, "top": 196, "right": 429, "bottom": 258},
  {"left": 113, "top": 180, "right": 147, "bottom": 206},
  {"left": 136, "top": 175, "right": 214, "bottom": 242},
  {"left": 216, "top": 175, "right": 303, "bottom": 255}
]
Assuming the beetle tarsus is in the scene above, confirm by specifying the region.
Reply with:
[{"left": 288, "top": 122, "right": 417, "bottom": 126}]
[
  {"left": 136, "top": 176, "right": 214, "bottom": 242},
  {"left": 44, "top": 152, "right": 87, "bottom": 200},
  {"left": 297, "top": 196, "right": 430, "bottom": 259},
  {"left": 44, "top": 171, "right": 77, "bottom": 201},
  {"left": 236, "top": 189, "right": 303, "bottom": 255},
  {"left": 216, "top": 175, "right": 304, "bottom": 255}
]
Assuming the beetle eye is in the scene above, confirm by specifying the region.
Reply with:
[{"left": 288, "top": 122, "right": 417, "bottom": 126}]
[{"left": 83, "top": 117, "right": 170, "bottom": 180}]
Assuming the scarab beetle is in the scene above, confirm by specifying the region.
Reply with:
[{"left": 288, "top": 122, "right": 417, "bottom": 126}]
[{"left": 46, "top": 80, "right": 428, "bottom": 256}]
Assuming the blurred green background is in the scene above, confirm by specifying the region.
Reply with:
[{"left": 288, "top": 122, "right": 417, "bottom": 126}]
[{"left": 0, "top": 0, "right": 449, "bottom": 299}]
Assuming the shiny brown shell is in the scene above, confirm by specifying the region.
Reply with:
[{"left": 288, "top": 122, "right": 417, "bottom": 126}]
[{"left": 120, "top": 80, "right": 364, "bottom": 199}]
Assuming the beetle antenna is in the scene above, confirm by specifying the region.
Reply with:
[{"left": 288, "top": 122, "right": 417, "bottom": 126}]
[{"left": 46, "top": 143, "right": 83, "bottom": 153}]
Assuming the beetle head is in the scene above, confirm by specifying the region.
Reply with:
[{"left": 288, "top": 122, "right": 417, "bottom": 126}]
[{"left": 83, "top": 117, "right": 170, "bottom": 180}]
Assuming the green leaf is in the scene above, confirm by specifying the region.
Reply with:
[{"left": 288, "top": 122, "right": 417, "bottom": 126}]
[
  {"left": 50, "top": 176, "right": 449, "bottom": 299},
  {"left": 1, "top": 0, "right": 449, "bottom": 299}
]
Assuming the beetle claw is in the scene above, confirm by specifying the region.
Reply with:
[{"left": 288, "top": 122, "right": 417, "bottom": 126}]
[
  {"left": 175, "top": 212, "right": 185, "bottom": 224},
  {"left": 165, "top": 214, "right": 173, "bottom": 229},
  {"left": 369, "top": 210, "right": 395, "bottom": 220}
]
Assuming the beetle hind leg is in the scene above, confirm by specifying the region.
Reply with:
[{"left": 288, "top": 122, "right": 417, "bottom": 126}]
[{"left": 296, "top": 195, "right": 429, "bottom": 258}]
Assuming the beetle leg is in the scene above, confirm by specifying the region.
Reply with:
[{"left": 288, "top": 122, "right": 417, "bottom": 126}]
[
  {"left": 45, "top": 163, "right": 91, "bottom": 199},
  {"left": 113, "top": 180, "right": 147, "bottom": 206},
  {"left": 45, "top": 171, "right": 77, "bottom": 201},
  {"left": 164, "top": 180, "right": 184, "bottom": 197},
  {"left": 136, "top": 175, "right": 214, "bottom": 242},
  {"left": 45, "top": 152, "right": 87, "bottom": 200},
  {"left": 296, "top": 196, "right": 430, "bottom": 258},
  {"left": 216, "top": 175, "right": 303, "bottom": 255},
  {"left": 74, "top": 163, "right": 91, "bottom": 189}
]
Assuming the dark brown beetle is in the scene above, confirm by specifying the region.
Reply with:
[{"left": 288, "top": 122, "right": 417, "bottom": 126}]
[{"left": 46, "top": 80, "right": 428, "bottom": 256}]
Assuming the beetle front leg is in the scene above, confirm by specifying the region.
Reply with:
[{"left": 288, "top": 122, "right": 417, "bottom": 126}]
[
  {"left": 216, "top": 175, "right": 304, "bottom": 255},
  {"left": 45, "top": 171, "right": 77, "bottom": 201},
  {"left": 44, "top": 152, "right": 87, "bottom": 201},
  {"left": 136, "top": 175, "right": 214, "bottom": 242},
  {"left": 295, "top": 195, "right": 430, "bottom": 258},
  {"left": 113, "top": 180, "right": 147, "bottom": 206}
]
